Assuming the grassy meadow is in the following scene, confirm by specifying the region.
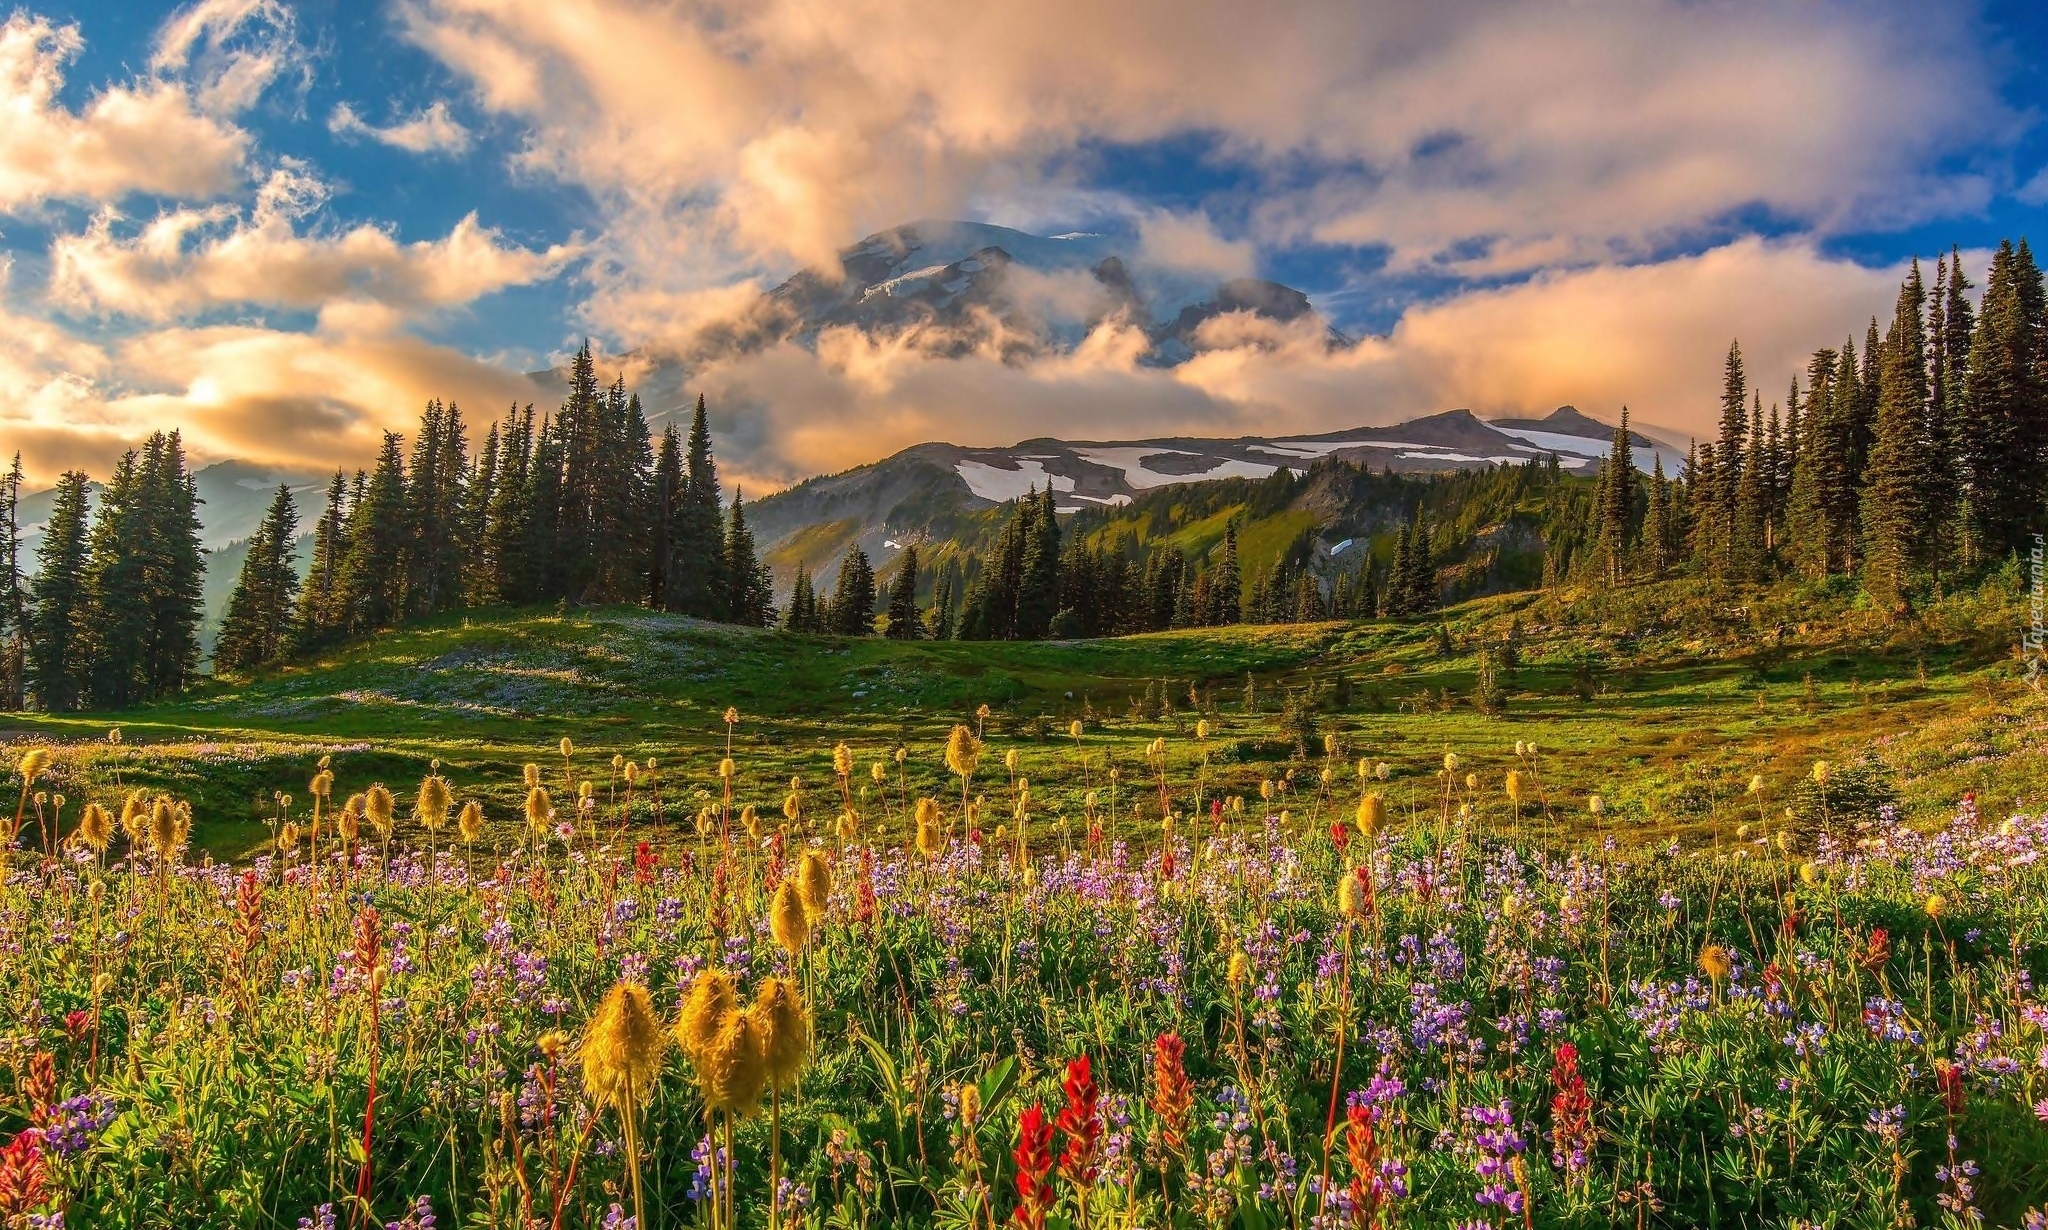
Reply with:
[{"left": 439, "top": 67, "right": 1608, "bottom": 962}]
[{"left": 1, "top": 575, "right": 2046, "bottom": 1228}]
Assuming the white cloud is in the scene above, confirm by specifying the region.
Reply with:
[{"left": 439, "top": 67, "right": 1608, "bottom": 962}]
[
  {"left": 48, "top": 165, "right": 580, "bottom": 321},
  {"left": 151, "top": 0, "right": 307, "bottom": 116},
  {"left": 396, "top": 0, "right": 2014, "bottom": 334},
  {"left": 329, "top": 100, "right": 474, "bottom": 156},
  {"left": 0, "top": 12, "right": 249, "bottom": 211}
]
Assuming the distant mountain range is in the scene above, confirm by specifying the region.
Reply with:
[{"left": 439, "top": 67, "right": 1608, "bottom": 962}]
[
  {"left": 7, "top": 217, "right": 1691, "bottom": 648},
  {"left": 743, "top": 405, "right": 1685, "bottom": 590}
]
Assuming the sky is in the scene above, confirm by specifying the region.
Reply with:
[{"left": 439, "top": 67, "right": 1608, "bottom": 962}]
[{"left": 1, "top": 0, "right": 2045, "bottom": 493}]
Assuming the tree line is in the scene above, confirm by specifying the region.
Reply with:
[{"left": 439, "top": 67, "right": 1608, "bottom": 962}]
[{"left": 2, "top": 344, "right": 775, "bottom": 712}]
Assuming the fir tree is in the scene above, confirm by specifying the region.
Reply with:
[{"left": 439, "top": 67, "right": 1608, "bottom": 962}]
[
  {"left": 336, "top": 433, "right": 410, "bottom": 635},
  {"left": 81, "top": 452, "right": 147, "bottom": 708},
  {"left": 0, "top": 455, "right": 24, "bottom": 710},
  {"left": 885, "top": 543, "right": 921, "bottom": 639},
  {"left": 1731, "top": 395, "right": 1768, "bottom": 580},
  {"left": 25, "top": 472, "right": 91, "bottom": 712},
  {"left": 784, "top": 564, "right": 819, "bottom": 633},
  {"left": 1965, "top": 239, "right": 2047, "bottom": 559},
  {"left": 1861, "top": 258, "right": 1932, "bottom": 611},
  {"left": 721, "top": 489, "right": 775, "bottom": 627},
  {"left": 649, "top": 424, "right": 681, "bottom": 609},
  {"left": 300, "top": 471, "right": 350, "bottom": 644},
  {"left": 1014, "top": 487, "right": 1061, "bottom": 638},
  {"left": 135, "top": 432, "right": 206, "bottom": 699},
  {"left": 827, "top": 547, "right": 876, "bottom": 635},
  {"left": 1596, "top": 407, "right": 1635, "bottom": 584},
  {"left": 214, "top": 486, "right": 302, "bottom": 674},
  {"left": 669, "top": 395, "right": 728, "bottom": 619}
]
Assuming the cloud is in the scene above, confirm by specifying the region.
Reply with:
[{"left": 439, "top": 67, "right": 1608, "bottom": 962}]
[
  {"left": 678, "top": 238, "right": 1907, "bottom": 493},
  {"left": 329, "top": 100, "right": 474, "bottom": 155},
  {"left": 397, "top": 0, "right": 2014, "bottom": 327},
  {"left": 0, "top": 12, "right": 250, "bottom": 211},
  {"left": 151, "top": 0, "right": 307, "bottom": 116},
  {"left": 48, "top": 164, "right": 580, "bottom": 321}
]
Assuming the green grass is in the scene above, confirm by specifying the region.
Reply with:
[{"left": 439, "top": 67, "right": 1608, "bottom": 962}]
[{"left": 3, "top": 573, "right": 2039, "bottom": 859}]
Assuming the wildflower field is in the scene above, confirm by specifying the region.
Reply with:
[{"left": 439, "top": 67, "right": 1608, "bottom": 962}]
[{"left": 2, "top": 586, "right": 2047, "bottom": 1229}]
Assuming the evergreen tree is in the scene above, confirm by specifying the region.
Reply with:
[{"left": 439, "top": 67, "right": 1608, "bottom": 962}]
[
  {"left": 25, "top": 472, "right": 91, "bottom": 711},
  {"left": 1595, "top": 407, "right": 1635, "bottom": 584},
  {"left": 403, "top": 400, "right": 469, "bottom": 618},
  {"left": 81, "top": 453, "right": 147, "bottom": 708},
  {"left": 1862, "top": 258, "right": 1933, "bottom": 610},
  {"left": 463, "top": 421, "right": 500, "bottom": 604},
  {"left": 827, "top": 547, "right": 876, "bottom": 635},
  {"left": 482, "top": 406, "right": 536, "bottom": 603},
  {"left": 669, "top": 395, "right": 728, "bottom": 618},
  {"left": 214, "top": 486, "right": 302, "bottom": 673},
  {"left": 885, "top": 543, "right": 921, "bottom": 639},
  {"left": 1210, "top": 522, "right": 1242, "bottom": 625},
  {"left": 1711, "top": 340, "right": 1748, "bottom": 569},
  {"left": 1644, "top": 453, "right": 1673, "bottom": 576},
  {"left": 1731, "top": 395, "right": 1768, "bottom": 580},
  {"left": 0, "top": 455, "right": 24, "bottom": 710},
  {"left": 649, "top": 425, "right": 681, "bottom": 609},
  {"left": 1014, "top": 487, "right": 1061, "bottom": 638},
  {"left": 722, "top": 489, "right": 775, "bottom": 627},
  {"left": 300, "top": 471, "right": 350, "bottom": 644},
  {"left": 784, "top": 564, "right": 819, "bottom": 633},
  {"left": 1966, "top": 239, "right": 2047, "bottom": 559},
  {"left": 336, "top": 433, "right": 411, "bottom": 635},
  {"left": 135, "top": 432, "right": 206, "bottom": 698}
]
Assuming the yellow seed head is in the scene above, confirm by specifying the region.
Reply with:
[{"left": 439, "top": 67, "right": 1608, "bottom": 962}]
[
  {"left": 1356, "top": 794, "right": 1385, "bottom": 837},
  {"left": 525, "top": 787, "right": 552, "bottom": 831},
  {"left": 18, "top": 748, "right": 50, "bottom": 784},
  {"left": 915, "top": 816, "right": 943, "bottom": 860},
  {"left": 700, "top": 1011, "right": 767, "bottom": 1117},
  {"left": 770, "top": 880, "right": 810, "bottom": 955},
  {"left": 1587, "top": 794, "right": 1604, "bottom": 816},
  {"left": 958, "top": 1082, "right": 982, "bottom": 1126},
  {"left": 677, "top": 969, "right": 738, "bottom": 1060},
  {"left": 1924, "top": 894, "right": 1947, "bottom": 920},
  {"left": 1505, "top": 771, "right": 1525, "bottom": 804},
  {"left": 76, "top": 803, "right": 112, "bottom": 853},
  {"left": 870, "top": 761, "right": 886, "bottom": 784},
  {"left": 119, "top": 790, "right": 148, "bottom": 844},
  {"left": 742, "top": 804, "right": 761, "bottom": 838},
  {"left": 836, "top": 809, "right": 858, "bottom": 841},
  {"left": 1072, "top": 720, "right": 1086, "bottom": 740},
  {"left": 1227, "top": 952, "right": 1251, "bottom": 987},
  {"left": 364, "top": 784, "right": 395, "bottom": 834},
  {"left": 796, "top": 849, "right": 833, "bottom": 920},
  {"left": 1443, "top": 752, "right": 1460, "bottom": 773},
  {"left": 1699, "top": 944, "right": 1733, "bottom": 981},
  {"left": 1811, "top": 760, "right": 1830, "bottom": 786},
  {"left": 751, "top": 977, "right": 812, "bottom": 1091},
  {"left": 457, "top": 801, "right": 485, "bottom": 843},
  {"left": 581, "top": 981, "right": 665, "bottom": 1110},
  {"left": 724, "top": 707, "right": 740, "bottom": 726},
  {"left": 149, "top": 798, "right": 180, "bottom": 856},
  {"left": 310, "top": 769, "right": 333, "bottom": 799},
  {"left": 523, "top": 763, "right": 541, "bottom": 789},
  {"left": 834, "top": 743, "right": 853, "bottom": 778},
  {"left": 945, "top": 725, "right": 980, "bottom": 780},
  {"left": 1338, "top": 872, "right": 1365, "bottom": 919},
  {"left": 416, "top": 775, "right": 453, "bottom": 832},
  {"left": 560, "top": 737, "right": 574, "bottom": 759},
  {"left": 338, "top": 798, "right": 363, "bottom": 842},
  {"left": 1748, "top": 775, "right": 1765, "bottom": 796}
]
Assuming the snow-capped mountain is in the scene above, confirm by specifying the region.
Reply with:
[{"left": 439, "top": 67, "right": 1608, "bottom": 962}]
[{"left": 744, "top": 406, "right": 1687, "bottom": 589}]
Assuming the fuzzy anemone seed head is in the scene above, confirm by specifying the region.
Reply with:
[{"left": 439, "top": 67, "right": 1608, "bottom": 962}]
[
  {"left": 751, "top": 977, "right": 812, "bottom": 1091},
  {"left": 770, "top": 880, "right": 810, "bottom": 955},
  {"left": 364, "top": 785, "right": 395, "bottom": 834},
  {"left": 1337, "top": 871, "right": 1365, "bottom": 919},
  {"left": 1226, "top": 952, "right": 1251, "bottom": 987},
  {"left": 1505, "top": 771, "right": 1525, "bottom": 805},
  {"left": 1748, "top": 775, "right": 1766, "bottom": 796},
  {"left": 457, "top": 800, "right": 485, "bottom": 844},
  {"left": 1004, "top": 748, "right": 1019, "bottom": 774},
  {"left": 870, "top": 761, "right": 887, "bottom": 785},
  {"left": 701, "top": 1010, "right": 768, "bottom": 1117},
  {"left": 1924, "top": 894, "right": 1947, "bottom": 920},
  {"left": 914, "top": 797, "right": 941, "bottom": 829},
  {"left": 17, "top": 747, "right": 50, "bottom": 785},
  {"left": 1443, "top": 752, "right": 1460, "bottom": 773},
  {"left": 338, "top": 797, "right": 364, "bottom": 842},
  {"left": 1072, "top": 720, "right": 1086, "bottom": 740},
  {"left": 945, "top": 725, "right": 980, "bottom": 781},
  {"left": 523, "top": 763, "right": 541, "bottom": 790},
  {"left": 119, "top": 790, "right": 148, "bottom": 844},
  {"left": 837, "top": 808, "right": 858, "bottom": 841},
  {"left": 149, "top": 798, "right": 181, "bottom": 856},
  {"left": 1356, "top": 794, "right": 1385, "bottom": 837},
  {"left": 783, "top": 791, "right": 801, "bottom": 823},
  {"left": 724, "top": 707, "right": 740, "bottom": 726},
  {"left": 678, "top": 969, "right": 739, "bottom": 1060},
  {"left": 1811, "top": 760, "right": 1831, "bottom": 786},
  {"left": 277, "top": 822, "right": 299, "bottom": 853},
  {"left": 1587, "top": 794, "right": 1604, "bottom": 816},
  {"left": 915, "top": 816, "right": 943, "bottom": 860},
  {"left": 524, "top": 787, "right": 553, "bottom": 832},
  {"left": 796, "top": 849, "right": 833, "bottom": 920},
  {"left": 1260, "top": 780, "right": 1275, "bottom": 802},
  {"left": 416, "top": 775, "right": 453, "bottom": 832},
  {"left": 833, "top": 743, "right": 853, "bottom": 779},
  {"left": 581, "top": 980, "right": 665, "bottom": 1111},
  {"left": 310, "top": 769, "right": 334, "bottom": 800},
  {"left": 76, "top": 803, "right": 113, "bottom": 853},
  {"left": 1699, "top": 944, "right": 1733, "bottom": 981},
  {"left": 560, "top": 738, "right": 574, "bottom": 760}
]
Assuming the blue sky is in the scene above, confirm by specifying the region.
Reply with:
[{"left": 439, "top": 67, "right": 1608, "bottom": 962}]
[{"left": 1, "top": 0, "right": 2044, "bottom": 488}]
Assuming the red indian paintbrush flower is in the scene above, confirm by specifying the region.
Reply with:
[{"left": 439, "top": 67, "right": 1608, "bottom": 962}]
[
  {"left": 1011, "top": 1103, "right": 1055, "bottom": 1229},
  {"left": 1150, "top": 1033, "right": 1192, "bottom": 1154},
  {"left": 1550, "top": 1042, "right": 1593, "bottom": 1177},
  {"left": 1344, "top": 1104, "right": 1384, "bottom": 1229},
  {"left": 1055, "top": 1055, "right": 1103, "bottom": 1186},
  {"left": 0, "top": 1130, "right": 46, "bottom": 1220}
]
